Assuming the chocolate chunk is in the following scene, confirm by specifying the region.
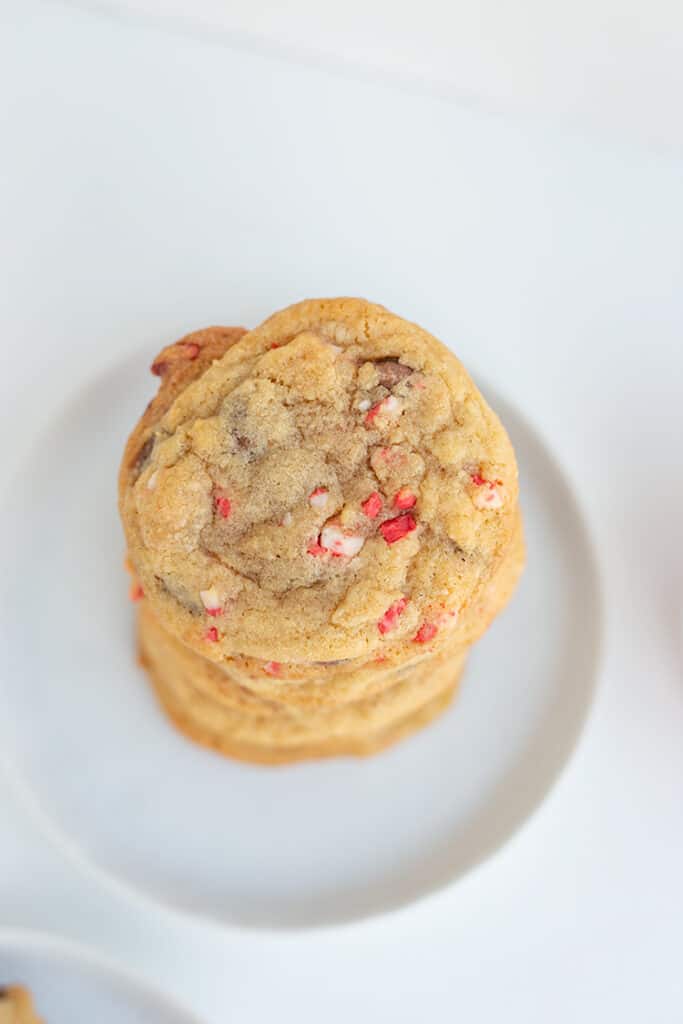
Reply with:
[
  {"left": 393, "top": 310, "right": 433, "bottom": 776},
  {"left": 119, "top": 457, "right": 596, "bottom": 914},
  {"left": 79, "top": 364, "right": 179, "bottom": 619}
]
[
  {"left": 155, "top": 574, "right": 203, "bottom": 616},
  {"left": 235, "top": 434, "right": 255, "bottom": 455},
  {"left": 227, "top": 403, "right": 262, "bottom": 461},
  {"left": 374, "top": 358, "right": 413, "bottom": 389}
]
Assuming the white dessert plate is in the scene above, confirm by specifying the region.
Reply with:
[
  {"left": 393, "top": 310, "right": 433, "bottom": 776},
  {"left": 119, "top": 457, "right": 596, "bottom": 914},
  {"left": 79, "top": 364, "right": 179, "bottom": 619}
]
[
  {"left": 0, "top": 354, "right": 601, "bottom": 929},
  {"left": 0, "top": 929, "right": 200, "bottom": 1023}
]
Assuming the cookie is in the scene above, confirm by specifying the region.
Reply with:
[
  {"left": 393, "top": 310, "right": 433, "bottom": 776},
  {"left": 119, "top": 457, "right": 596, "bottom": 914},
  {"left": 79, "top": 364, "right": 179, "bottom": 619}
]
[
  {"left": 126, "top": 506, "right": 522, "bottom": 705},
  {"left": 139, "top": 617, "right": 465, "bottom": 764},
  {"left": 138, "top": 597, "right": 467, "bottom": 739},
  {"left": 156, "top": 510, "right": 524, "bottom": 711},
  {"left": 120, "top": 324, "right": 247, "bottom": 487},
  {"left": 0, "top": 987, "right": 43, "bottom": 1024},
  {"left": 120, "top": 298, "right": 518, "bottom": 666},
  {"left": 150, "top": 675, "right": 459, "bottom": 765}
]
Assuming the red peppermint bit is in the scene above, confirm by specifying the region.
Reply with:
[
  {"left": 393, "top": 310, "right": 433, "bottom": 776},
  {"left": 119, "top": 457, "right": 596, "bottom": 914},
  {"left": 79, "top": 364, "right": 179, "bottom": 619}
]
[
  {"left": 470, "top": 472, "right": 487, "bottom": 486},
  {"left": 364, "top": 394, "right": 400, "bottom": 427},
  {"left": 215, "top": 495, "right": 232, "bottom": 519},
  {"left": 378, "top": 597, "right": 408, "bottom": 635},
  {"left": 380, "top": 514, "right": 417, "bottom": 544},
  {"left": 364, "top": 402, "right": 382, "bottom": 426},
  {"left": 414, "top": 622, "right": 438, "bottom": 644},
  {"left": 129, "top": 582, "right": 144, "bottom": 602},
  {"left": 269, "top": 342, "right": 281, "bottom": 350},
  {"left": 263, "top": 661, "right": 282, "bottom": 677},
  {"left": 393, "top": 487, "right": 416, "bottom": 510},
  {"left": 205, "top": 605, "right": 223, "bottom": 617},
  {"left": 204, "top": 626, "right": 219, "bottom": 643},
  {"left": 361, "top": 491, "right": 383, "bottom": 518},
  {"left": 183, "top": 342, "right": 200, "bottom": 360},
  {"left": 307, "top": 540, "right": 327, "bottom": 557}
]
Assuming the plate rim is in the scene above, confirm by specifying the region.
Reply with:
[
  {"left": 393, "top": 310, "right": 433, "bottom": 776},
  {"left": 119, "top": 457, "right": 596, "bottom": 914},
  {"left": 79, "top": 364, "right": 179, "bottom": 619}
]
[
  {"left": 0, "top": 926, "right": 204, "bottom": 1023},
  {"left": 0, "top": 355, "right": 604, "bottom": 934}
]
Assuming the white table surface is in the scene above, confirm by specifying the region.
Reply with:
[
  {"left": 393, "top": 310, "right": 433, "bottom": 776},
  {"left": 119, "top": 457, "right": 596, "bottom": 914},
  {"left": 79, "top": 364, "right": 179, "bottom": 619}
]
[
  {"left": 77, "top": 0, "right": 683, "bottom": 151},
  {"left": 1, "top": 2, "right": 682, "bottom": 1021}
]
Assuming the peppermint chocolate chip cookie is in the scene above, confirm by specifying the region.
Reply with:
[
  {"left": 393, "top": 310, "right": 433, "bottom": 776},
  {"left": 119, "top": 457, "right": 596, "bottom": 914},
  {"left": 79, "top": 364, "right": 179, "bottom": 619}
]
[{"left": 120, "top": 298, "right": 518, "bottom": 666}]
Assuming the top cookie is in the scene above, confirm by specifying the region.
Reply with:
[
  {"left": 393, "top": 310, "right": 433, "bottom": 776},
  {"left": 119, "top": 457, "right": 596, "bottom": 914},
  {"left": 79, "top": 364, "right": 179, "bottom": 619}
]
[{"left": 119, "top": 298, "right": 518, "bottom": 663}]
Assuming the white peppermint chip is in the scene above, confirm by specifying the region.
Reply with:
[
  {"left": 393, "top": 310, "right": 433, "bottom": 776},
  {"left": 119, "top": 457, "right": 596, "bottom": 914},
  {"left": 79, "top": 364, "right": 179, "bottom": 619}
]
[
  {"left": 282, "top": 511, "right": 293, "bottom": 527},
  {"left": 438, "top": 609, "right": 460, "bottom": 630},
  {"left": 382, "top": 395, "right": 401, "bottom": 416},
  {"left": 320, "top": 525, "right": 364, "bottom": 558},
  {"left": 146, "top": 470, "right": 158, "bottom": 491},
  {"left": 309, "top": 488, "right": 329, "bottom": 509},
  {"left": 199, "top": 586, "right": 222, "bottom": 611},
  {"left": 328, "top": 343, "right": 343, "bottom": 354},
  {"left": 473, "top": 485, "right": 504, "bottom": 510},
  {"left": 358, "top": 399, "right": 371, "bottom": 412}
]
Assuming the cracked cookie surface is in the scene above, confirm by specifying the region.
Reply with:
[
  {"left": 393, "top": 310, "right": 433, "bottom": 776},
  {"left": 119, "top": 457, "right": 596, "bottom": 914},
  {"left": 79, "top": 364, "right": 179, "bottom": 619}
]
[{"left": 120, "top": 298, "right": 518, "bottom": 663}]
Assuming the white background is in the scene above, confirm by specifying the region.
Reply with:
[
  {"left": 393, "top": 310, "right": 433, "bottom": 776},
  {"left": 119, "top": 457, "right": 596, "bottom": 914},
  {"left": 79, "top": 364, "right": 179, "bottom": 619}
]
[
  {"left": 1, "top": 2, "right": 682, "bottom": 1021},
  {"left": 79, "top": 0, "right": 683, "bottom": 150}
]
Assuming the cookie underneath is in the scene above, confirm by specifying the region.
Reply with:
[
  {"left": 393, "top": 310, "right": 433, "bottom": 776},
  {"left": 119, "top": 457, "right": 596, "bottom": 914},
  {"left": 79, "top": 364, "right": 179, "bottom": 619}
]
[
  {"left": 132, "top": 510, "right": 524, "bottom": 716},
  {"left": 134, "top": 512, "right": 523, "bottom": 763},
  {"left": 142, "top": 651, "right": 463, "bottom": 765},
  {"left": 138, "top": 605, "right": 467, "bottom": 764},
  {"left": 0, "top": 987, "right": 44, "bottom": 1024}
]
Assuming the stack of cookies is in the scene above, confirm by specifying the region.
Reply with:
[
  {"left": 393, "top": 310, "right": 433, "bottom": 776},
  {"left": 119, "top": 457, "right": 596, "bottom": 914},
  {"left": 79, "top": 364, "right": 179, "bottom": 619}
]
[{"left": 119, "top": 299, "right": 523, "bottom": 764}]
